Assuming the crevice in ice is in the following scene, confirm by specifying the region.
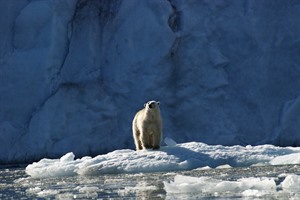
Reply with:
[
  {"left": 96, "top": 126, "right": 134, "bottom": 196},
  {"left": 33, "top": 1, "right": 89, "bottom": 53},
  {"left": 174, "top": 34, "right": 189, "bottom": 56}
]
[
  {"left": 169, "top": 37, "right": 181, "bottom": 58},
  {"left": 167, "top": 0, "right": 181, "bottom": 33},
  {"left": 97, "top": 0, "right": 121, "bottom": 27},
  {"left": 166, "top": 0, "right": 183, "bottom": 101},
  {"left": 49, "top": 3, "right": 78, "bottom": 93},
  {"left": 25, "top": 86, "right": 60, "bottom": 133}
]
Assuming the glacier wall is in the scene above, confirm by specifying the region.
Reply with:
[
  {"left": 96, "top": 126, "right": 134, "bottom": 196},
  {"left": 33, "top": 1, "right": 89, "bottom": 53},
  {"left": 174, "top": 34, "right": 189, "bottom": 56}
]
[{"left": 1, "top": 0, "right": 300, "bottom": 164}]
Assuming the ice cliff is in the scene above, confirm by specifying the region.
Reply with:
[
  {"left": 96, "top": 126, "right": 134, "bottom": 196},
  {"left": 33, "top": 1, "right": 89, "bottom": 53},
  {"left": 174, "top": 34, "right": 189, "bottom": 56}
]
[{"left": 1, "top": 0, "right": 300, "bottom": 164}]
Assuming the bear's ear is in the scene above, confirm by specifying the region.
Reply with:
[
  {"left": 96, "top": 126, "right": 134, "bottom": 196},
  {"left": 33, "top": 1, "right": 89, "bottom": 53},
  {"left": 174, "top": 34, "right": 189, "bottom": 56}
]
[
  {"left": 144, "top": 103, "right": 147, "bottom": 107},
  {"left": 157, "top": 101, "right": 160, "bottom": 106}
]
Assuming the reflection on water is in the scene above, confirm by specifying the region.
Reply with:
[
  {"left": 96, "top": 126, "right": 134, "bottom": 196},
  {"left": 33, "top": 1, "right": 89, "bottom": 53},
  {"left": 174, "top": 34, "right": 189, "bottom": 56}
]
[{"left": 0, "top": 165, "right": 300, "bottom": 199}]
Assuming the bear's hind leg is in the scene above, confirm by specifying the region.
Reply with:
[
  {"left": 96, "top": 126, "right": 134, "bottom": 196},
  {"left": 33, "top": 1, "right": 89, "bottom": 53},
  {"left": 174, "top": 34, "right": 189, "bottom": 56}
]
[
  {"left": 137, "top": 139, "right": 143, "bottom": 150},
  {"left": 133, "top": 129, "right": 143, "bottom": 150}
]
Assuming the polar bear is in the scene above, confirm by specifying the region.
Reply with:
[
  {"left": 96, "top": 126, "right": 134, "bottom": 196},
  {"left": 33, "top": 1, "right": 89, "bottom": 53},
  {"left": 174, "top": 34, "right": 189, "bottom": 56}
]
[{"left": 132, "top": 100, "right": 162, "bottom": 150}]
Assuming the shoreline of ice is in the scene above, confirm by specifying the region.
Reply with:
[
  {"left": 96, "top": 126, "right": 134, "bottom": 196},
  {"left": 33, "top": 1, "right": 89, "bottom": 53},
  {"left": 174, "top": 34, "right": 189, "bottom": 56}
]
[{"left": 26, "top": 139, "right": 300, "bottom": 178}]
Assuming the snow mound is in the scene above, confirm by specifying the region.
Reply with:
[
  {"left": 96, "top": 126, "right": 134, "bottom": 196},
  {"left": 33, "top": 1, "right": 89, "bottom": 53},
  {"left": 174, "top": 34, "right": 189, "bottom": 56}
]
[{"left": 26, "top": 141, "right": 300, "bottom": 178}]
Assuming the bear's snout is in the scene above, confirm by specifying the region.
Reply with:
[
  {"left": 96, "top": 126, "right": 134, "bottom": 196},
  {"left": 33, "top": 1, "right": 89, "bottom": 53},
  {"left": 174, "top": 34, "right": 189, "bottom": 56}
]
[{"left": 149, "top": 102, "right": 156, "bottom": 109}]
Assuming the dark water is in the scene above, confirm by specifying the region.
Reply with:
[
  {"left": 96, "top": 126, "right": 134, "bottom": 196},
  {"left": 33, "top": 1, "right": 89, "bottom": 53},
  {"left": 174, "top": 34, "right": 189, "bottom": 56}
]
[{"left": 0, "top": 165, "right": 300, "bottom": 199}]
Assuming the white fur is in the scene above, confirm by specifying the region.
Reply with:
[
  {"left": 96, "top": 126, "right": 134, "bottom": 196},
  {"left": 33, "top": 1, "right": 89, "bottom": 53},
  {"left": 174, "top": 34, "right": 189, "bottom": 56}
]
[{"left": 132, "top": 100, "right": 162, "bottom": 150}]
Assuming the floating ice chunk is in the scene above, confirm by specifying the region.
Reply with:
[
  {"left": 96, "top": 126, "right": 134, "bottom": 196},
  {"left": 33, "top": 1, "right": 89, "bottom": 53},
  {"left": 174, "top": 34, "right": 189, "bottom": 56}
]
[
  {"left": 119, "top": 181, "right": 157, "bottom": 196},
  {"left": 77, "top": 186, "right": 99, "bottom": 193},
  {"left": 281, "top": 174, "right": 300, "bottom": 192},
  {"left": 26, "top": 187, "right": 42, "bottom": 194},
  {"left": 74, "top": 186, "right": 98, "bottom": 198},
  {"left": 195, "top": 166, "right": 212, "bottom": 170},
  {"left": 238, "top": 177, "right": 276, "bottom": 191},
  {"left": 164, "top": 137, "right": 177, "bottom": 147},
  {"left": 216, "top": 164, "right": 231, "bottom": 169},
  {"left": 242, "top": 189, "right": 269, "bottom": 197},
  {"left": 123, "top": 185, "right": 157, "bottom": 193},
  {"left": 164, "top": 175, "right": 211, "bottom": 194},
  {"left": 37, "top": 189, "right": 59, "bottom": 198},
  {"left": 164, "top": 175, "right": 276, "bottom": 196},
  {"left": 60, "top": 152, "right": 75, "bottom": 162},
  {"left": 270, "top": 153, "right": 300, "bottom": 165},
  {"left": 26, "top": 153, "right": 81, "bottom": 178}
]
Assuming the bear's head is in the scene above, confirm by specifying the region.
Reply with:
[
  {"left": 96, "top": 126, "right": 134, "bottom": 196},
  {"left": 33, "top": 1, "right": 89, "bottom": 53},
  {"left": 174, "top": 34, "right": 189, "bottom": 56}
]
[{"left": 144, "top": 100, "right": 160, "bottom": 110}]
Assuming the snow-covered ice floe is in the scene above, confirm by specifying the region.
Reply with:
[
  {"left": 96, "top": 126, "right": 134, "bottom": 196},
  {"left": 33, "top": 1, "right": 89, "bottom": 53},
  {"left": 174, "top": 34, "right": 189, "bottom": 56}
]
[
  {"left": 26, "top": 138, "right": 300, "bottom": 178},
  {"left": 164, "top": 174, "right": 300, "bottom": 198}
]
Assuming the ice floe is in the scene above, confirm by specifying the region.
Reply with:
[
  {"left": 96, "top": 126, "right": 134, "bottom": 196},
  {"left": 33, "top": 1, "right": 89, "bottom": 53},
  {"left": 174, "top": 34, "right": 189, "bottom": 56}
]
[{"left": 26, "top": 139, "right": 300, "bottom": 178}]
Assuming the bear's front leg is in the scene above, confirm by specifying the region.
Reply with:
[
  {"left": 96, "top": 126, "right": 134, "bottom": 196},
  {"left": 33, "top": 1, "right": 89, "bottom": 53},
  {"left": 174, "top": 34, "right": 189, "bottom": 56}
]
[
  {"left": 140, "top": 133, "right": 152, "bottom": 149},
  {"left": 152, "top": 131, "right": 161, "bottom": 150}
]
